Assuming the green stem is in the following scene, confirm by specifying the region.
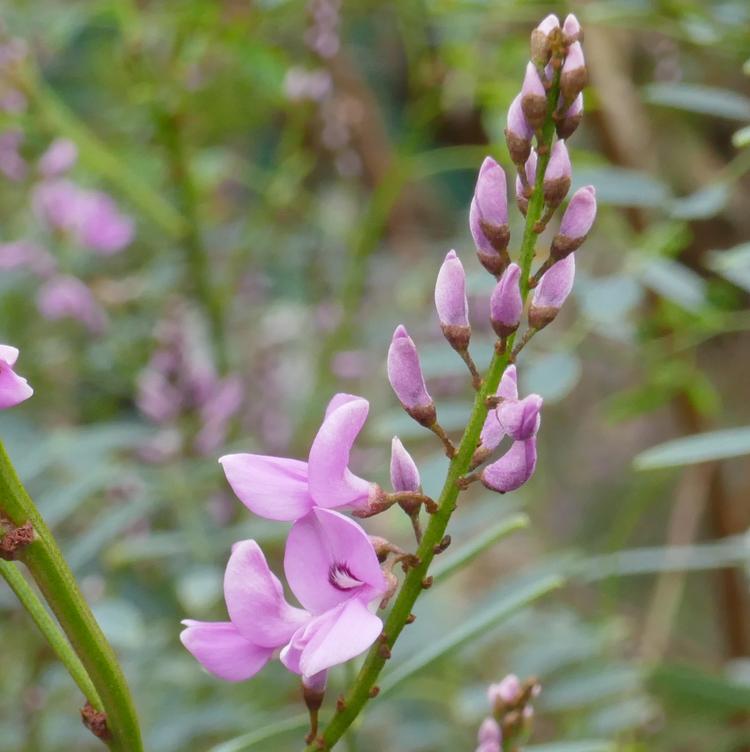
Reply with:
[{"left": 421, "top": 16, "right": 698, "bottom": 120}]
[
  {"left": 0, "top": 442, "right": 143, "bottom": 752},
  {"left": 0, "top": 559, "right": 102, "bottom": 709},
  {"left": 305, "top": 74, "right": 563, "bottom": 752}
]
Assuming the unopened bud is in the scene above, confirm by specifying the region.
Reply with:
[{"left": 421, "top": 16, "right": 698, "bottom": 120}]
[
  {"left": 390, "top": 436, "right": 421, "bottom": 493},
  {"left": 560, "top": 41, "right": 587, "bottom": 104},
  {"left": 497, "top": 394, "right": 542, "bottom": 441},
  {"left": 515, "top": 151, "right": 537, "bottom": 215},
  {"left": 551, "top": 185, "right": 596, "bottom": 259},
  {"left": 505, "top": 94, "right": 533, "bottom": 167},
  {"left": 530, "top": 14, "right": 560, "bottom": 67},
  {"left": 529, "top": 254, "right": 575, "bottom": 330},
  {"left": 387, "top": 325, "right": 435, "bottom": 426},
  {"left": 481, "top": 439, "right": 537, "bottom": 494},
  {"left": 302, "top": 670, "right": 327, "bottom": 712},
  {"left": 562, "top": 13, "right": 582, "bottom": 42},
  {"left": 435, "top": 249, "right": 470, "bottom": 351},
  {"left": 520, "top": 62, "right": 547, "bottom": 131},
  {"left": 470, "top": 157, "right": 510, "bottom": 275},
  {"left": 478, "top": 717, "right": 502, "bottom": 747},
  {"left": 543, "top": 140, "right": 571, "bottom": 207},
  {"left": 556, "top": 92, "right": 583, "bottom": 140},
  {"left": 490, "top": 263, "right": 522, "bottom": 339},
  {"left": 488, "top": 674, "right": 523, "bottom": 709}
]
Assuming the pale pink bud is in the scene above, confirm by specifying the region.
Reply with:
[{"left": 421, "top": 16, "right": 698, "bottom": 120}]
[
  {"left": 38, "top": 138, "right": 78, "bottom": 177},
  {"left": 520, "top": 62, "right": 547, "bottom": 131},
  {"left": 387, "top": 325, "right": 435, "bottom": 426},
  {"left": 551, "top": 186, "right": 596, "bottom": 259},
  {"left": 470, "top": 157, "right": 510, "bottom": 275},
  {"left": 488, "top": 674, "right": 523, "bottom": 708},
  {"left": 563, "top": 13, "right": 582, "bottom": 40},
  {"left": 530, "top": 13, "right": 560, "bottom": 66},
  {"left": 497, "top": 394, "right": 543, "bottom": 440},
  {"left": 435, "top": 249, "right": 470, "bottom": 350},
  {"left": 478, "top": 717, "right": 502, "bottom": 745},
  {"left": 561, "top": 41, "right": 587, "bottom": 103},
  {"left": 36, "top": 275, "right": 108, "bottom": 334},
  {"left": 515, "top": 151, "right": 537, "bottom": 215},
  {"left": 529, "top": 254, "right": 575, "bottom": 329},
  {"left": 543, "top": 140, "right": 571, "bottom": 206},
  {"left": 490, "top": 263, "right": 522, "bottom": 338},
  {"left": 505, "top": 94, "right": 533, "bottom": 166},
  {"left": 481, "top": 439, "right": 537, "bottom": 494},
  {"left": 556, "top": 92, "right": 583, "bottom": 140},
  {"left": 390, "top": 436, "right": 421, "bottom": 492}
]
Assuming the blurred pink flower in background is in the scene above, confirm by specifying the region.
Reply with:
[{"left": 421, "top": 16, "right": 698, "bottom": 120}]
[
  {"left": 0, "top": 129, "right": 26, "bottom": 181},
  {"left": 38, "top": 137, "right": 78, "bottom": 177},
  {"left": 36, "top": 275, "right": 108, "bottom": 333},
  {"left": 0, "top": 240, "right": 56, "bottom": 276}
]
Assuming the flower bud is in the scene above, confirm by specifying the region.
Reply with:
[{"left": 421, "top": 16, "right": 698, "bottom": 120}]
[
  {"left": 481, "top": 439, "right": 537, "bottom": 494},
  {"left": 478, "top": 717, "right": 502, "bottom": 746},
  {"left": 520, "top": 62, "right": 547, "bottom": 131},
  {"left": 497, "top": 394, "right": 543, "bottom": 440},
  {"left": 529, "top": 254, "right": 575, "bottom": 330},
  {"left": 488, "top": 673, "right": 523, "bottom": 708},
  {"left": 505, "top": 95, "right": 533, "bottom": 167},
  {"left": 560, "top": 41, "right": 587, "bottom": 104},
  {"left": 302, "top": 670, "right": 327, "bottom": 716},
  {"left": 390, "top": 436, "right": 421, "bottom": 493},
  {"left": 470, "top": 158, "right": 510, "bottom": 275},
  {"left": 490, "top": 263, "right": 522, "bottom": 338},
  {"left": 556, "top": 92, "right": 583, "bottom": 140},
  {"left": 515, "top": 151, "right": 537, "bottom": 215},
  {"left": 387, "top": 325, "right": 435, "bottom": 426},
  {"left": 543, "top": 140, "right": 571, "bottom": 207},
  {"left": 435, "top": 249, "right": 470, "bottom": 351},
  {"left": 551, "top": 186, "right": 596, "bottom": 259},
  {"left": 562, "top": 13, "right": 582, "bottom": 42},
  {"left": 530, "top": 14, "right": 560, "bottom": 67}
]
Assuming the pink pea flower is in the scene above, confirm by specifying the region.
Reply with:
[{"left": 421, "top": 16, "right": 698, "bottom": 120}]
[
  {"left": 496, "top": 393, "right": 543, "bottom": 441},
  {"left": 479, "top": 365, "right": 517, "bottom": 453},
  {"left": 481, "top": 439, "right": 537, "bottom": 494},
  {"left": 0, "top": 345, "right": 33, "bottom": 408},
  {"left": 73, "top": 189, "right": 135, "bottom": 255},
  {"left": 181, "top": 507, "right": 387, "bottom": 684},
  {"left": 220, "top": 393, "right": 379, "bottom": 521},
  {"left": 36, "top": 275, "right": 108, "bottom": 333},
  {"left": 38, "top": 138, "right": 78, "bottom": 177}
]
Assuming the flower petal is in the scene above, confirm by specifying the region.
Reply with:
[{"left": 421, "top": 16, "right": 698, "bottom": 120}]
[
  {"left": 307, "top": 396, "right": 374, "bottom": 509},
  {"left": 280, "top": 598, "right": 382, "bottom": 677},
  {"left": 284, "top": 508, "right": 386, "bottom": 614},
  {"left": 224, "top": 540, "right": 310, "bottom": 648},
  {"left": 324, "top": 392, "right": 361, "bottom": 418},
  {"left": 179, "top": 620, "right": 273, "bottom": 682},
  {"left": 0, "top": 361, "right": 33, "bottom": 409},
  {"left": 0, "top": 345, "right": 19, "bottom": 366},
  {"left": 219, "top": 453, "right": 313, "bottom": 521}
]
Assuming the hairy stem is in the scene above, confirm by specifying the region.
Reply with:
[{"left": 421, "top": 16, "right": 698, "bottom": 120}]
[
  {"left": 0, "top": 443, "right": 143, "bottom": 752},
  {"left": 304, "top": 73, "right": 561, "bottom": 752}
]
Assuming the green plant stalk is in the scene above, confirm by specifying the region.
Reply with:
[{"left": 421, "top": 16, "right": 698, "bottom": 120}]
[
  {"left": 0, "top": 559, "right": 102, "bottom": 709},
  {"left": 0, "top": 442, "right": 142, "bottom": 752},
  {"left": 305, "top": 73, "right": 562, "bottom": 751}
]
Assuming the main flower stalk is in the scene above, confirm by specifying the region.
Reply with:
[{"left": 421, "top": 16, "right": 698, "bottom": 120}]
[{"left": 304, "top": 69, "right": 564, "bottom": 752}]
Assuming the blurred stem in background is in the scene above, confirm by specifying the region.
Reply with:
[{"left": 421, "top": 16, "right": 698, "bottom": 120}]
[{"left": 0, "top": 443, "right": 143, "bottom": 752}]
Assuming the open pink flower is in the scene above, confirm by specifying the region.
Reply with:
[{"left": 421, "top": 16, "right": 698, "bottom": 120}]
[
  {"left": 181, "top": 508, "right": 386, "bottom": 684},
  {"left": 0, "top": 345, "right": 33, "bottom": 408},
  {"left": 220, "top": 393, "right": 379, "bottom": 521}
]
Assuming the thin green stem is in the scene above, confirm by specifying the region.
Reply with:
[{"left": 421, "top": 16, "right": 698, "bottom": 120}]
[
  {"left": 0, "top": 442, "right": 142, "bottom": 752},
  {"left": 0, "top": 560, "right": 102, "bottom": 709},
  {"left": 304, "top": 70, "right": 563, "bottom": 752}
]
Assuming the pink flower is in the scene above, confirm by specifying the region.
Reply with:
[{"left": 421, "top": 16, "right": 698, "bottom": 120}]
[
  {"left": 479, "top": 365, "right": 517, "bottom": 453},
  {"left": 181, "top": 508, "right": 387, "bottom": 684},
  {"left": 220, "top": 393, "right": 379, "bottom": 521},
  {"left": 0, "top": 241, "right": 56, "bottom": 276},
  {"left": 0, "top": 344, "right": 33, "bottom": 408},
  {"left": 496, "top": 393, "right": 543, "bottom": 441},
  {"left": 481, "top": 438, "right": 537, "bottom": 493},
  {"left": 36, "top": 275, "right": 108, "bottom": 333},
  {"left": 488, "top": 673, "right": 523, "bottom": 706},
  {"left": 38, "top": 138, "right": 78, "bottom": 177},
  {"left": 0, "top": 129, "right": 26, "bottom": 181}
]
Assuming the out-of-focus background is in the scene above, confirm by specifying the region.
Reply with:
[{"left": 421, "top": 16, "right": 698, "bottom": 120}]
[{"left": 0, "top": 1, "right": 749, "bottom": 750}]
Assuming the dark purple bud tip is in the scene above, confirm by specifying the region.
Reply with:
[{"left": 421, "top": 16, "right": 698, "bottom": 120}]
[
  {"left": 520, "top": 62, "right": 548, "bottom": 131},
  {"left": 551, "top": 185, "right": 596, "bottom": 259}
]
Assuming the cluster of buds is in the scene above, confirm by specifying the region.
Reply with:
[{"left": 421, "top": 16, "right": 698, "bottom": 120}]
[{"left": 475, "top": 674, "right": 541, "bottom": 751}]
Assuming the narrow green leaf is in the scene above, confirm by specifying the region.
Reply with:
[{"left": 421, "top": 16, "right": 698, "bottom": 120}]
[
  {"left": 379, "top": 573, "right": 563, "bottom": 695},
  {"left": 634, "top": 426, "right": 750, "bottom": 469},
  {"left": 643, "top": 83, "right": 750, "bottom": 121},
  {"left": 432, "top": 513, "right": 529, "bottom": 584},
  {"left": 650, "top": 663, "right": 750, "bottom": 715}
]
